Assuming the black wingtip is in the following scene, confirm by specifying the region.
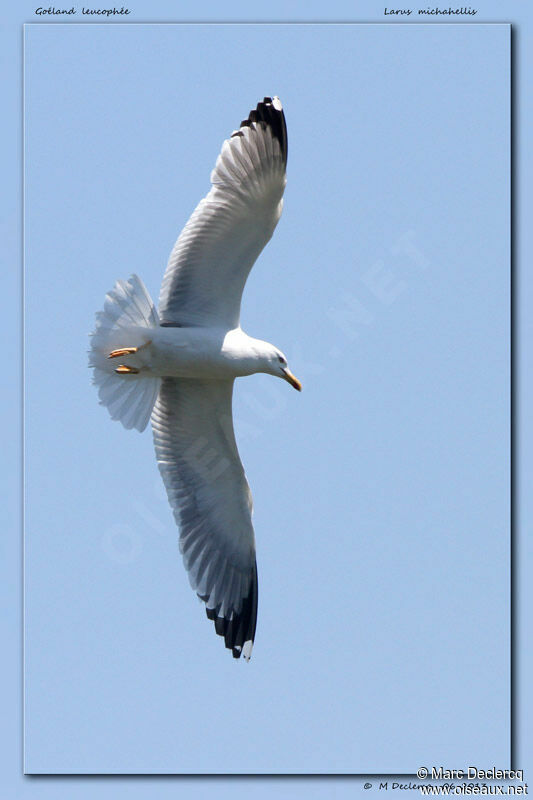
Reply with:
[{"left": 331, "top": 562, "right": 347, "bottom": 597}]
[
  {"left": 202, "top": 562, "right": 258, "bottom": 661},
  {"left": 240, "top": 96, "right": 288, "bottom": 166}
]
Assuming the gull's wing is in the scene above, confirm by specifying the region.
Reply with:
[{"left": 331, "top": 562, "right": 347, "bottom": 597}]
[
  {"left": 158, "top": 96, "right": 287, "bottom": 329},
  {"left": 151, "top": 377, "right": 257, "bottom": 659}
]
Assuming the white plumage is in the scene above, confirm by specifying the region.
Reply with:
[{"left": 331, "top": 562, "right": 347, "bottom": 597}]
[{"left": 89, "top": 97, "right": 300, "bottom": 660}]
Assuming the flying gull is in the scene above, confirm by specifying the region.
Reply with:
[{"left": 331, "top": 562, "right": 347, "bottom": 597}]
[{"left": 89, "top": 96, "right": 300, "bottom": 660}]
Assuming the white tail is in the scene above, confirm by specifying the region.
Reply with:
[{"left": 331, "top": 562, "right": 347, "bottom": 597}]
[{"left": 89, "top": 274, "right": 161, "bottom": 432}]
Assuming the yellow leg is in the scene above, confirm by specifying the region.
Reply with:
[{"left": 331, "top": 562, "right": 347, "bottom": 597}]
[
  {"left": 114, "top": 365, "right": 139, "bottom": 375},
  {"left": 108, "top": 339, "right": 152, "bottom": 359}
]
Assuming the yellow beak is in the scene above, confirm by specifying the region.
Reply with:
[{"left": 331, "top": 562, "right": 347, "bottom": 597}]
[{"left": 283, "top": 368, "right": 302, "bottom": 391}]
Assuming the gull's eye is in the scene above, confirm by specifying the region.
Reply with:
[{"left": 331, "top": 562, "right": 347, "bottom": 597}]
[{"left": 278, "top": 355, "right": 286, "bottom": 365}]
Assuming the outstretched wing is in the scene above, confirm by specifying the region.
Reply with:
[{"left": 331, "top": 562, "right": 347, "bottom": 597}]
[
  {"left": 158, "top": 96, "right": 288, "bottom": 329},
  {"left": 151, "top": 378, "right": 258, "bottom": 659}
]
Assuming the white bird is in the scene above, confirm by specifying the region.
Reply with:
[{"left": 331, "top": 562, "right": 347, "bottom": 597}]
[{"left": 89, "top": 97, "right": 300, "bottom": 660}]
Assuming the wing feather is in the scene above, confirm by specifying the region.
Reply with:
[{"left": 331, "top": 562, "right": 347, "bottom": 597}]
[
  {"left": 151, "top": 377, "right": 258, "bottom": 659},
  {"left": 158, "top": 97, "right": 287, "bottom": 329}
]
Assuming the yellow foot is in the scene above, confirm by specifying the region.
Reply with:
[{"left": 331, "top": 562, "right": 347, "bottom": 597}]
[
  {"left": 108, "top": 347, "right": 137, "bottom": 359},
  {"left": 108, "top": 340, "right": 151, "bottom": 359},
  {"left": 115, "top": 365, "right": 139, "bottom": 374}
]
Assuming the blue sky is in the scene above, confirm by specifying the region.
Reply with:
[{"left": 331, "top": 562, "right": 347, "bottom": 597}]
[
  {"left": 4, "top": 0, "right": 533, "bottom": 795},
  {"left": 22, "top": 21, "right": 510, "bottom": 775},
  {"left": 21, "top": 20, "right": 511, "bottom": 776},
  {"left": 5, "top": 0, "right": 533, "bottom": 794}
]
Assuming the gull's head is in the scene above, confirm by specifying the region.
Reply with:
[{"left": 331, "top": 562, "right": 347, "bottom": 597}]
[{"left": 264, "top": 346, "right": 302, "bottom": 391}]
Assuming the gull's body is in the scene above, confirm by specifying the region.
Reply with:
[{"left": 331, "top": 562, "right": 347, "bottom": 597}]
[
  {"left": 89, "top": 97, "right": 300, "bottom": 660},
  {"left": 109, "top": 326, "right": 290, "bottom": 380}
]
